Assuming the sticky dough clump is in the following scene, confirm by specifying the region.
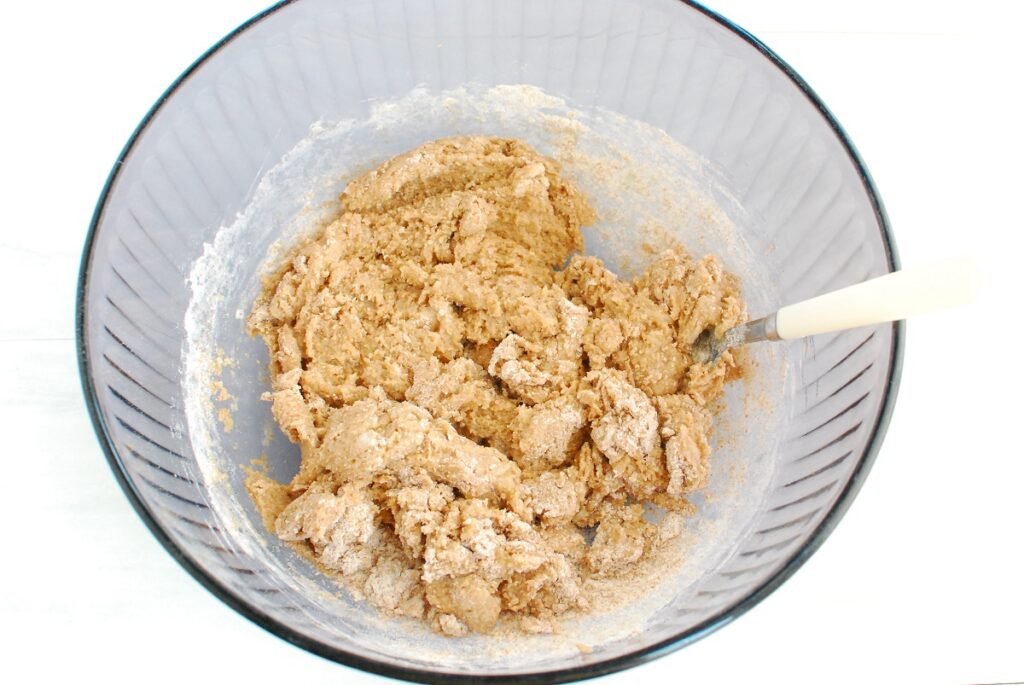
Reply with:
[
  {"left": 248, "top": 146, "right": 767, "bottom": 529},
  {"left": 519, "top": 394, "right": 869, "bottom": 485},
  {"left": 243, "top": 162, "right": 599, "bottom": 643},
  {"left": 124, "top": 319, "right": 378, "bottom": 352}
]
[{"left": 247, "top": 136, "right": 745, "bottom": 635}]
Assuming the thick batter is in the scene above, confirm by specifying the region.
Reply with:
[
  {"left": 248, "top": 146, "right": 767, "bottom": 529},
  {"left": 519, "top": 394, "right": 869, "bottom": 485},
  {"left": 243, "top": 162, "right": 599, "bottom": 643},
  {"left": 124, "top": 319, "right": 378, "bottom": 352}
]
[{"left": 247, "top": 136, "right": 745, "bottom": 635}]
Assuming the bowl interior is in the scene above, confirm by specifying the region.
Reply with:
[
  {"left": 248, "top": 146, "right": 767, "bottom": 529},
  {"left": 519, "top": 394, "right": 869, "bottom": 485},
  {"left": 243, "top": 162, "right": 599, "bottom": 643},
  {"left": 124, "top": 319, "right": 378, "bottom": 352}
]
[{"left": 80, "top": 0, "right": 899, "bottom": 680}]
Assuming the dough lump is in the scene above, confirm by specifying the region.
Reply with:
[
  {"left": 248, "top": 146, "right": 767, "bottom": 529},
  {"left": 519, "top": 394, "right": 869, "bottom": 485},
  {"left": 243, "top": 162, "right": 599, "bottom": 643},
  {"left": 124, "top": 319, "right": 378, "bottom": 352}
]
[{"left": 247, "top": 136, "right": 745, "bottom": 635}]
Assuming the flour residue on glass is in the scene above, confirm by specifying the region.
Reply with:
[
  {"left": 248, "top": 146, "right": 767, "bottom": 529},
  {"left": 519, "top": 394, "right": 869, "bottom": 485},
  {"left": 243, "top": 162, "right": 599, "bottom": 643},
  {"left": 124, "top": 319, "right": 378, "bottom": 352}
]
[{"left": 183, "top": 84, "right": 787, "bottom": 669}]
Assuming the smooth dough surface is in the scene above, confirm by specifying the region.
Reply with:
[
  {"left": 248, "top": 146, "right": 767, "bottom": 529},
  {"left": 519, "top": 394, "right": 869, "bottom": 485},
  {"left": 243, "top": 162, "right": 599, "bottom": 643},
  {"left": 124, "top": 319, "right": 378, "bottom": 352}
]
[{"left": 247, "top": 136, "right": 745, "bottom": 635}]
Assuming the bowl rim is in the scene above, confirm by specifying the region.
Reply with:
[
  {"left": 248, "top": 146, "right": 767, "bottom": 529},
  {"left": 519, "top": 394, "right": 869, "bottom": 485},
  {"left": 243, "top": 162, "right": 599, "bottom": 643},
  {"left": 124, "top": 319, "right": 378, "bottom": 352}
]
[{"left": 76, "top": 1, "right": 904, "bottom": 682}]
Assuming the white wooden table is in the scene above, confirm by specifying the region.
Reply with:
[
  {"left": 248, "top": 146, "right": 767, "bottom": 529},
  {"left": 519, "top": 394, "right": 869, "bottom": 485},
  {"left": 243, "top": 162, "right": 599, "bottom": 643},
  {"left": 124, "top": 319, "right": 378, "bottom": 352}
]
[{"left": 2, "top": 1, "right": 1021, "bottom": 682}]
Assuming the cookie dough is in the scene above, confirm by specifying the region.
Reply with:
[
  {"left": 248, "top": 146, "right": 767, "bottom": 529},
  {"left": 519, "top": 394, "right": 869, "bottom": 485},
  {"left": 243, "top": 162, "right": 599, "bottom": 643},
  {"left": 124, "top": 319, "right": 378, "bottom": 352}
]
[{"left": 247, "top": 136, "right": 745, "bottom": 635}]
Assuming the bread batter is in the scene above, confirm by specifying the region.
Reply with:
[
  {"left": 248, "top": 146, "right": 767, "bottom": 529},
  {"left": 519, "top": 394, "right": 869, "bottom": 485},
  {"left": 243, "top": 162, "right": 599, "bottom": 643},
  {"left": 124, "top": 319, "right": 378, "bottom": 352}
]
[{"left": 247, "top": 136, "right": 745, "bottom": 635}]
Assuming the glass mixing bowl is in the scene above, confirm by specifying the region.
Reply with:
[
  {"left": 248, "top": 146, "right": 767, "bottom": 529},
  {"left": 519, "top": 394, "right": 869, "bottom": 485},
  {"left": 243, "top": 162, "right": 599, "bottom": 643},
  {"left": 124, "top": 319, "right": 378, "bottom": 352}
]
[{"left": 77, "top": 0, "right": 902, "bottom": 681}]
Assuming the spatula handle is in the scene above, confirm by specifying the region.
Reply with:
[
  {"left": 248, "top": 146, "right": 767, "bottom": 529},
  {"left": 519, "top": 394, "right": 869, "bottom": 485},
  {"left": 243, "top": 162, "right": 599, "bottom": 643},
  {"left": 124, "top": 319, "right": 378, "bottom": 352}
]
[{"left": 774, "top": 256, "right": 980, "bottom": 340}]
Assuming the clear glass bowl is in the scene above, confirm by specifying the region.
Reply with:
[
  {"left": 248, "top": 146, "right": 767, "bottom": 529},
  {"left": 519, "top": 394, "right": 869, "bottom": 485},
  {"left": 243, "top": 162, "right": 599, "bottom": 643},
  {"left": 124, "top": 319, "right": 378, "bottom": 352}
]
[{"left": 77, "top": 0, "right": 902, "bottom": 681}]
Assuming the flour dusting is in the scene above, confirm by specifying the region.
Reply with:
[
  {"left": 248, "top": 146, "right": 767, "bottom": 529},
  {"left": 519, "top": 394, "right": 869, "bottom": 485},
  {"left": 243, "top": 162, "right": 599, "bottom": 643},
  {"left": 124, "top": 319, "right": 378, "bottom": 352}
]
[{"left": 183, "top": 84, "right": 787, "bottom": 670}]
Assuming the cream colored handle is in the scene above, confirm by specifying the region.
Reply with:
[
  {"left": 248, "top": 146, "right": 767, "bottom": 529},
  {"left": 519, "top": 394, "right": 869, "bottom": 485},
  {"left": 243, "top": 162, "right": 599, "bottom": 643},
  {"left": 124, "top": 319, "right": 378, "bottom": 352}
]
[{"left": 774, "top": 256, "right": 980, "bottom": 340}]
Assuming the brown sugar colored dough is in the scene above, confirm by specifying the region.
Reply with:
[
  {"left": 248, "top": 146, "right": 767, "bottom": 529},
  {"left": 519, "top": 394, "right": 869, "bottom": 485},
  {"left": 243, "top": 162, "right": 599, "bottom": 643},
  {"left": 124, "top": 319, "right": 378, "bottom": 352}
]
[{"left": 247, "top": 136, "right": 745, "bottom": 635}]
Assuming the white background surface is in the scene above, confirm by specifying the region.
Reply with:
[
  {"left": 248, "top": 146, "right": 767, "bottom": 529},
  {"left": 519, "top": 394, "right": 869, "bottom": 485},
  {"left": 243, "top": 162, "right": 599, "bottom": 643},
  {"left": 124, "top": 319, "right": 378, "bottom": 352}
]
[{"left": 1, "top": 1, "right": 1022, "bottom": 683}]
